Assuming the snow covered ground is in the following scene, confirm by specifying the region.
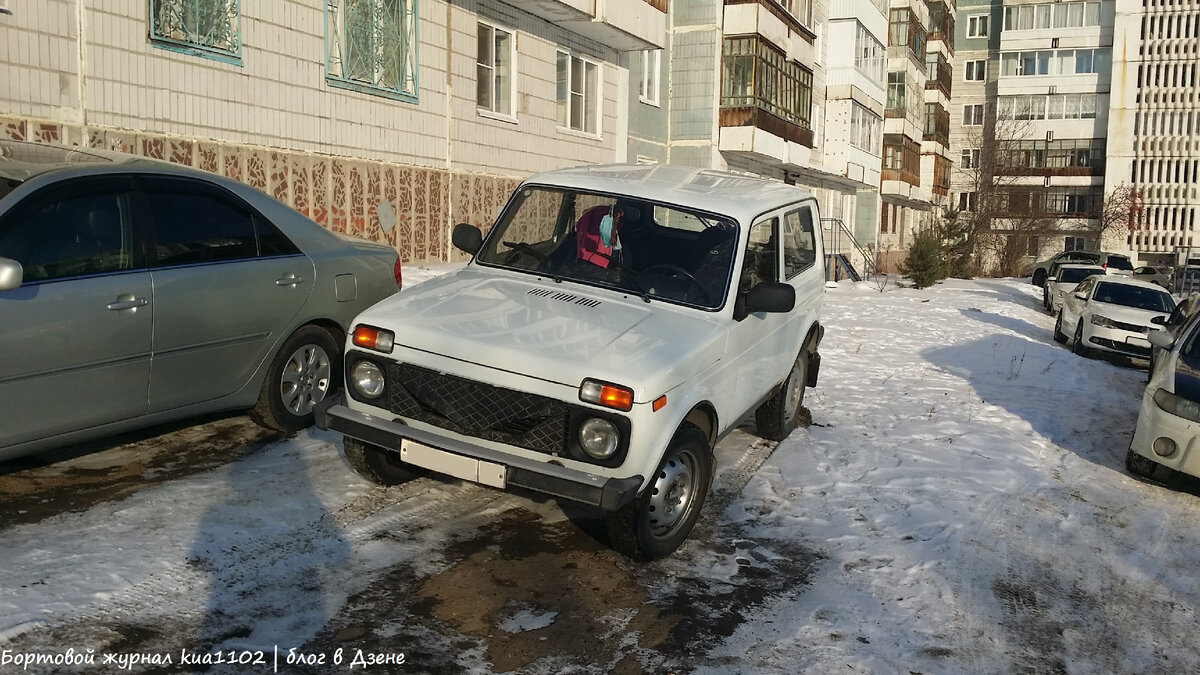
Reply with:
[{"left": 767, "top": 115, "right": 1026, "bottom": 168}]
[{"left": 3, "top": 267, "right": 1200, "bottom": 674}]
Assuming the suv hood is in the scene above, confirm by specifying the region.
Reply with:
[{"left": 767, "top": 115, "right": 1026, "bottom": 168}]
[{"left": 353, "top": 268, "right": 727, "bottom": 400}]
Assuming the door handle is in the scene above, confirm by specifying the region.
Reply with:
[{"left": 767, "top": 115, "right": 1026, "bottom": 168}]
[
  {"left": 275, "top": 272, "right": 304, "bottom": 286},
  {"left": 107, "top": 294, "right": 148, "bottom": 311}
]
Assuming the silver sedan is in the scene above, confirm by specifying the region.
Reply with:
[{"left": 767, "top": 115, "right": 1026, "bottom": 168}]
[{"left": 0, "top": 141, "right": 401, "bottom": 462}]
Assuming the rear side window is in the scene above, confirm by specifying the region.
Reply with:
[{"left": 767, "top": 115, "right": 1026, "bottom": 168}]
[
  {"left": 782, "top": 205, "right": 817, "bottom": 279},
  {"left": 138, "top": 177, "right": 298, "bottom": 266},
  {"left": 0, "top": 176, "right": 136, "bottom": 283}
]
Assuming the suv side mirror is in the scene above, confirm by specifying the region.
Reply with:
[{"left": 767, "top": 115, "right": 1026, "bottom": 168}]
[
  {"left": 735, "top": 281, "right": 795, "bottom": 320},
  {"left": 0, "top": 257, "right": 23, "bottom": 292},
  {"left": 1148, "top": 329, "right": 1175, "bottom": 350},
  {"left": 452, "top": 223, "right": 483, "bottom": 255}
]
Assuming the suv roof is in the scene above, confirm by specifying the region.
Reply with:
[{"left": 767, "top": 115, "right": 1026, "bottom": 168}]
[{"left": 525, "top": 164, "right": 816, "bottom": 225}]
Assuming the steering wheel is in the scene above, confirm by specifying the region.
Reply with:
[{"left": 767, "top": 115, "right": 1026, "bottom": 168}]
[
  {"left": 640, "top": 263, "right": 711, "bottom": 305},
  {"left": 502, "top": 241, "right": 545, "bottom": 263}
]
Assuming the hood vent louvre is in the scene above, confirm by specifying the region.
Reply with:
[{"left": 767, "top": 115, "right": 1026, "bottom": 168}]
[{"left": 527, "top": 288, "right": 601, "bottom": 308}]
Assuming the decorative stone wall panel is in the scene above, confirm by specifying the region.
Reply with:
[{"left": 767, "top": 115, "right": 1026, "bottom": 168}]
[{"left": 3, "top": 116, "right": 518, "bottom": 265}]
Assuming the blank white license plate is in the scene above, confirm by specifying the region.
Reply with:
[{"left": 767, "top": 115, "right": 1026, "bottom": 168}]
[
  {"left": 400, "top": 438, "right": 506, "bottom": 488},
  {"left": 1126, "top": 336, "right": 1150, "bottom": 348}
]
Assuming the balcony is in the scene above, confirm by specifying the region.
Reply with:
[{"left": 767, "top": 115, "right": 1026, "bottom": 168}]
[
  {"left": 924, "top": 52, "right": 952, "bottom": 98},
  {"left": 925, "top": 0, "right": 955, "bottom": 55},
  {"left": 518, "top": 0, "right": 667, "bottom": 51},
  {"left": 922, "top": 103, "right": 949, "bottom": 147},
  {"left": 720, "top": 36, "right": 815, "bottom": 148}
]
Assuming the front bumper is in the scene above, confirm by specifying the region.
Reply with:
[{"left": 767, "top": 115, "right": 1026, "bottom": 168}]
[
  {"left": 316, "top": 394, "right": 642, "bottom": 511},
  {"left": 1130, "top": 389, "right": 1200, "bottom": 478}
]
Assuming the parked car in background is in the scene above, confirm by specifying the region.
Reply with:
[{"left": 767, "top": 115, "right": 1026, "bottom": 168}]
[
  {"left": 1134, "top": 265, "right": 1172, "bottom": 288},
  {"left": 1043, "top": 263, "right": 1104, "bottom": 313},
  {"left": 1128, "top": 308, "right": 1200, "bottom": 480},
  {"left": 1029, "top": 250, "right": 1133, "bottom": 287},
  {"left": 1053, "top": 275, "right": 1176, "bottom": 360},
  {"left": 317, "top": 164, "right": 827, "bottom": 560},
  {"left": 0, "top": 140, "right": 402, "bottom": 462}
]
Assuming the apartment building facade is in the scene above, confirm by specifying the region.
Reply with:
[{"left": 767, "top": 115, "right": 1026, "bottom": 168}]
[
  {"left": 1107, "top": 0, "right": 1200, "bottom": 267},
  {"left": 1, "top": 0, "right": 667, "bottom": 262}
]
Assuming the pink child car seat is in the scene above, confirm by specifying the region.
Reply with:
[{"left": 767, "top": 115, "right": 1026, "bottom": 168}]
[{"left": 575, "top": 205, "right": 617, "bottom": 268}]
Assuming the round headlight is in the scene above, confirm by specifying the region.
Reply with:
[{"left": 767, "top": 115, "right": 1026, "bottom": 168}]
[
  {"left": 351, "top": 360, "right": 386, "bottom": 398},
  {"left": 579, "top": 418, "right": 619, "bottom": 460}
]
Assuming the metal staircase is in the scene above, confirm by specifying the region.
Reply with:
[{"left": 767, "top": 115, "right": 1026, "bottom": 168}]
[{"left": 821, "top": 218, "right": 876, "bottom": 283}]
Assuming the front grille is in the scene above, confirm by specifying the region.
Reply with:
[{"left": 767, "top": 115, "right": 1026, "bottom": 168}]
[
  {"left": 387, "top": 363, "right": 569, "bottom": 455},
  {"left": 1111, "top": 320, "right": 1149, "bottom": 334},
  {"left": 1092, "top": 337, "right": 1151, "bottom": 357}
]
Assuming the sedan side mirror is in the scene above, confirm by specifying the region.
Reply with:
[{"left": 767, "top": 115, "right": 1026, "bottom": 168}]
[
  {"left": 0, "top": 257, "right": 23, "bottom": 292},
  {"left": 452, "top": 223, "right": 483, "bottom": 255},
  {"left": 1148, "top": 329, "right": 1176, "bottom": 350},
  {"left": 1046, "top": 276, "right": 1057, "bottom": 283},
  {"left": 1152, "top": 315, "right": 1168, "bottom": 325},
  {"left": 1073, "top": 291, "right": 1087, "bottom": 300}
]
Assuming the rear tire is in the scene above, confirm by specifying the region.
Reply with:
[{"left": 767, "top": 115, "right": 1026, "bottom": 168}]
[
  {"left": 605, "top": 423, "right": 712, "bottom": 561},
  {"left": 342, "top": 436, "right": 425, "bottom": 485},
  {"left": 250, "top": 325, "right": 340, "bottom": 432},
  {"left": 755, "top": 351, "right": 808, "bottom": 441}
]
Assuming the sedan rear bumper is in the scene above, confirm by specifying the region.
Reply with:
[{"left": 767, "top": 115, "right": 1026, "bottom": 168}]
[{"left": 315, "top": 394, "right": 642, "bottom": 511}]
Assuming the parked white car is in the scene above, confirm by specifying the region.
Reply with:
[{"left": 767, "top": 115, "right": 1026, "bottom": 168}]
[
  {"left": 1042, "top": 263, "right": 1104, "bottom": 313},
  {"left": 1128, "top": 308, "right": 1200, "bottom": 479},
  {"left": 1053, "top": 275, "right": 1176, "bottom": 359},
  {"left": 315, "top": 164, "right": 827, "bottom": 560}
]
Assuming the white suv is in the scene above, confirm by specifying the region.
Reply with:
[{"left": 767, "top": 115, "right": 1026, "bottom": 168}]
[{"left": 315, "top": 164, "right": 826, "bottom": 559}]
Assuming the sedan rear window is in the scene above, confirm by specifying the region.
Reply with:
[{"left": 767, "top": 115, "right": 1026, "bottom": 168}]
[
  {"left": 1105, "top": 256, "right": 1134, "bottom": 271},
  {"left": 1059, "top": 267, "right": 1101, "bottom": 283},
  {"left": 1094, "top": 281, "right": 1175, "bottom": 313}
]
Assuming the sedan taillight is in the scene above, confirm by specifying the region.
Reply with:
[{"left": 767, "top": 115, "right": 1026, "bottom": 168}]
[{"left": 393, "top": 257, "right": 404, "bottom": 290}]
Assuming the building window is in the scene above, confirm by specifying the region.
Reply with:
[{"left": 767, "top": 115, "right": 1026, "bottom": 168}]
[
  {"left": 1004, "top": 1, "right": 1101, "bottom": 31},
  {"left": 326, "top": 0, "right": 418, "bottom": 101},
  {"left": 963, "top": 103, "right": 985, "bottom": 125},
  {"left": 967, "top": 14, "right": 989, "bottom": 37},
  {"left": 639, "top": 49, "right": 661, "bottom": 106},
  {"left": 150, "top": 0, "right": 241, "bottom": 63},
  {"left": 477, "top": 22, "right": 515, "bottom": 117},
  {"left": 557, "top": 50, "right": 600, "bottom": 134},
  {"left": 850, "top": 103, "right": 882, "bottom": 152},
  {"left": 1000, "top": 48, "right": 1110, "bottom": 76},
  {"left": 1065, "top": 236, "right": 1086, "bottom": 251},
  {"left": 998, "top": 94, "right": 1098, "bottom": 120},
  {"left": 888, "top": 8, "right": 927, "bottom": 61},
  {"left": 965, "top": 60, "right": 987, "bottom": 81},
  {"left": 786, "top": 0, "right": 814, "bottom": 27},
  {"left": 961, "top": 148, "right": 981, "bottom": 169},
  {"left": 887, "top": 72, "right": 906, "bottom": 111},
  {"left": 855, "top": 23, "right": 886, "bottom": 84},
  {"left": 958, "top": 191, "right": 978, "bottom": 212},
  {"left": 721, "top": 37, "right": 814, "bottom": 131}
]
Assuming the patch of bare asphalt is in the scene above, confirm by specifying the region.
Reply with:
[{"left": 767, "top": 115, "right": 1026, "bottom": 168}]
[
  {"left": 290, "top": 506, "right": 821, "bottom": 672},
  {"left": 0, "top": 415, "right": 281, "bottom": 529}
]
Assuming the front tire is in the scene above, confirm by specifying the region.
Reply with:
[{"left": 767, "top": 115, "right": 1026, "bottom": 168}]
[
  {"left": 1072, "top": 321, "right": 1091, "bottom": 358},
  {"left": 250, "top": 325, "right": 340, "bottom": 432},
  {"left": 1053, "top": 311, "right": 1068, "bottom": 344},
  {"left": 342, "top": 436, "right": 425, "bottom": 485},
  {"left": 1125, "top": 447, "right": 1159, "bottom": 479},
  {"left": 1033, "top": 269, "right": 1047, "bottom": 287},
  {"left": 606, "top": 424, "right": 713, "bottom": 561},
  {"left": 755, "top": 351, "right": 808, "bottom": 441}
]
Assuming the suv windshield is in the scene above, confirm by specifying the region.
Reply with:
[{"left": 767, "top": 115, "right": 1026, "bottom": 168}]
[
  {"left": 475, "top": 186, "right": 737, "bottom": 309},
  {"left": 1094, "top": 281, "right": 1175, "bottom": 313}
]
